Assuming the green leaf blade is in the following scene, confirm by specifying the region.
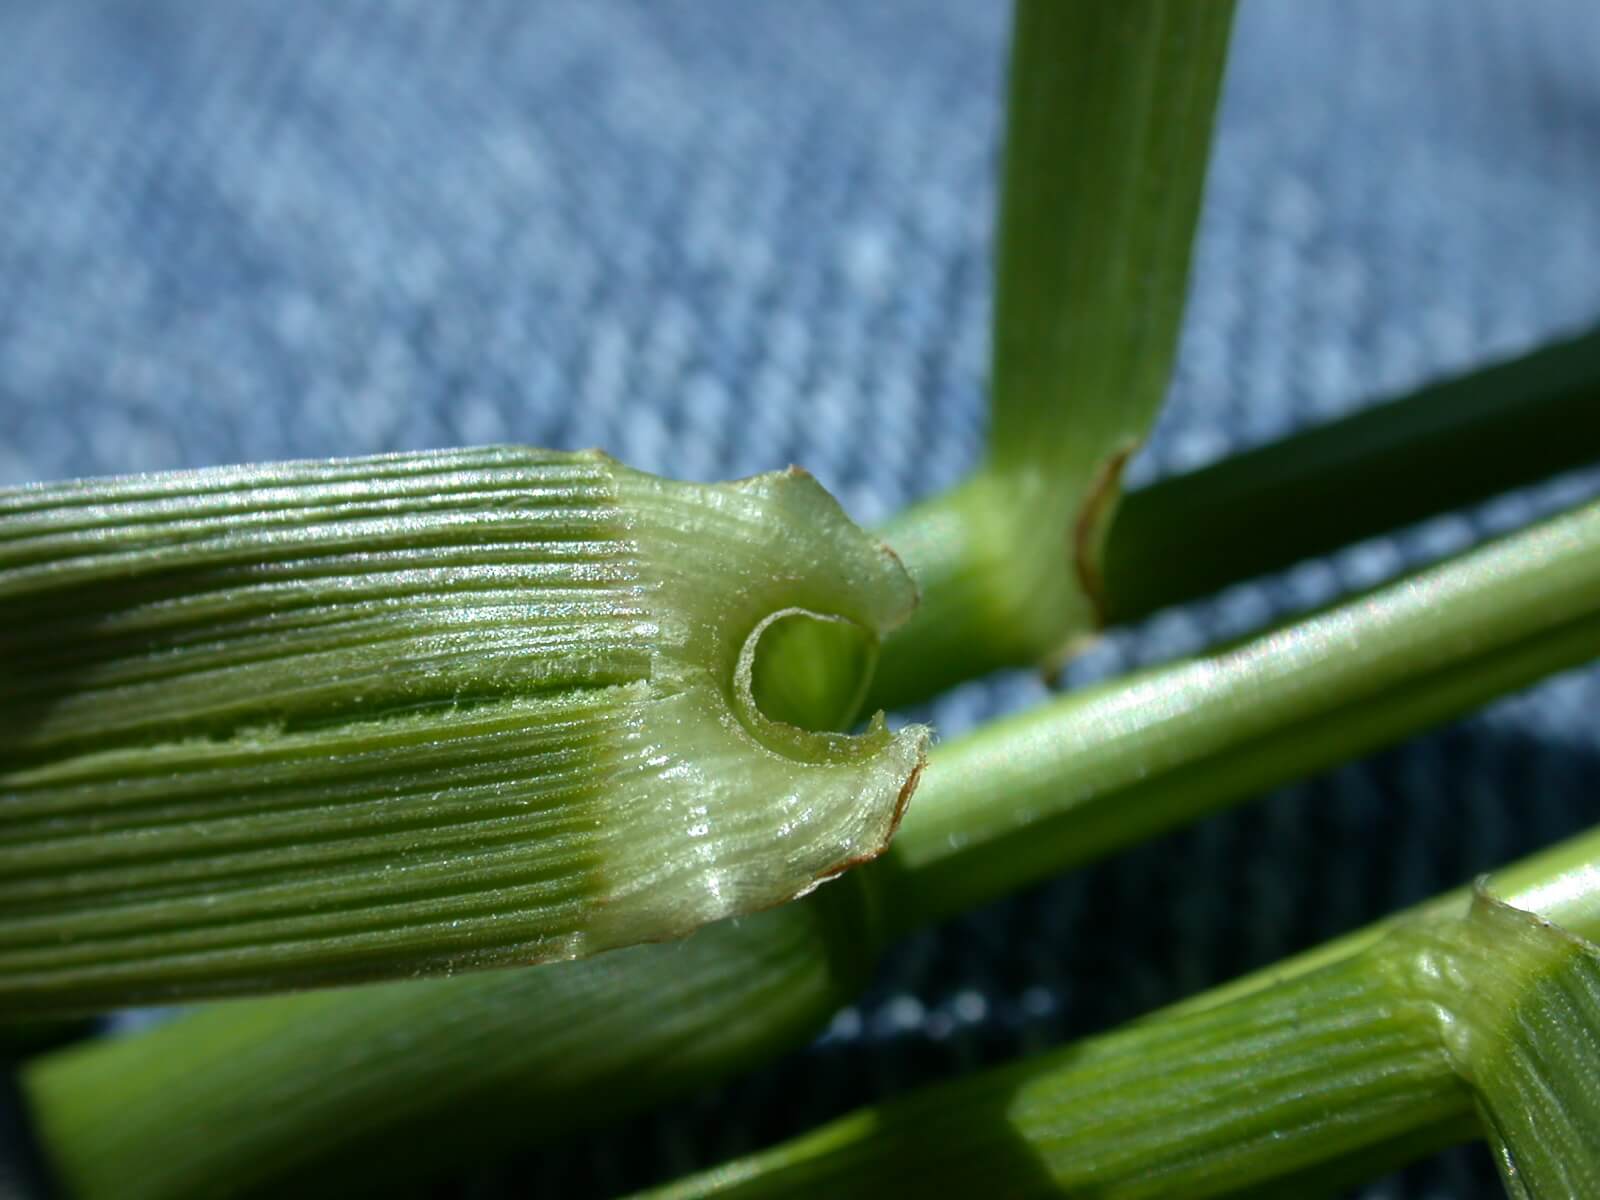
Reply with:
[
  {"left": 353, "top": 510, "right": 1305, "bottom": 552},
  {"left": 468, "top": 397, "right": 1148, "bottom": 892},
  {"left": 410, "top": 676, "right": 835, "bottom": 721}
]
[{"left": 1103, "top": 323, "right": 1600, "bottom": 623}]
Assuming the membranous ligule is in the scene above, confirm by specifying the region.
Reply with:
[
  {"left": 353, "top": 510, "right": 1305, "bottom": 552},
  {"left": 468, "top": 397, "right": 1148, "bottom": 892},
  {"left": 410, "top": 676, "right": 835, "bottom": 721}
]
[{"left": 0, "top": 447, "right": 925, "bottom": 1011}]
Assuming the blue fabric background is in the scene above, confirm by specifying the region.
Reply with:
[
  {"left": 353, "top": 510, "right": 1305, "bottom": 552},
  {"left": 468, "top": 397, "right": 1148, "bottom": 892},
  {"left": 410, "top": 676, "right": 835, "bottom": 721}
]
[{"left": 3, "top": 2, "right": 1600, "bottom": 1196}]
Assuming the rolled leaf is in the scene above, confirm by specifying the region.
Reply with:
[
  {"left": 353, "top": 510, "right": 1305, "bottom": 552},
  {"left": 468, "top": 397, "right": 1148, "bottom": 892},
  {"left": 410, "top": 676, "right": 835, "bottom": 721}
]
[{"left": 0, "top": 446, "right": 926, "bottom": 1012}]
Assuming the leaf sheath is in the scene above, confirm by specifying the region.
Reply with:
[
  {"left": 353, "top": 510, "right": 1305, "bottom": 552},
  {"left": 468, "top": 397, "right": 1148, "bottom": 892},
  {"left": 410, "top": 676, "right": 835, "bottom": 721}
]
[{"left": 0, "top": 447, "right": 925, "bottom": 1011}]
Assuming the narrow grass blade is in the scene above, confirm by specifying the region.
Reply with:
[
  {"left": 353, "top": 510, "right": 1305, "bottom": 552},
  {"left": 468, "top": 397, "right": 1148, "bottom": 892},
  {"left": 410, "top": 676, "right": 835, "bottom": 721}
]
[{"left": 1104, "top": 322, "right": 1600, "bottom": 623}]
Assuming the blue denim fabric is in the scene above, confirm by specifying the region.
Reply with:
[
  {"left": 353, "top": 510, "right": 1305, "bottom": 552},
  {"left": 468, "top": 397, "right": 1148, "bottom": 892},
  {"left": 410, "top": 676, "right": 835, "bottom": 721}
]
[{"left": 3, "top": 2, "right": 1600, "bottom": 1196}]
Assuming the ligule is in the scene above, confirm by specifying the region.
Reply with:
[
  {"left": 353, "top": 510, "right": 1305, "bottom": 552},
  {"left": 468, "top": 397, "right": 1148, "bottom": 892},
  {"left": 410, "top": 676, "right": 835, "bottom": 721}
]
[{"left": 0, "top": 447, "right": 927, "bottom": 1013}]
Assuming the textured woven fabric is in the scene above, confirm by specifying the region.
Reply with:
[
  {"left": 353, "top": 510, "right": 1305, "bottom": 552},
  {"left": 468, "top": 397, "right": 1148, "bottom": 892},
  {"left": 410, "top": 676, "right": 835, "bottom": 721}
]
[{"left": 4, "top": 2, "right": 1600, "bottom": 1196}]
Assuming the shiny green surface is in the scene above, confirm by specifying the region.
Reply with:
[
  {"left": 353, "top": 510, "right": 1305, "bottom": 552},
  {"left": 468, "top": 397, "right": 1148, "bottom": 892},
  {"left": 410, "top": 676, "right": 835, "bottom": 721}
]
[{"left": 882, "top": 496, "right": 1600, "bottom": 931}]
